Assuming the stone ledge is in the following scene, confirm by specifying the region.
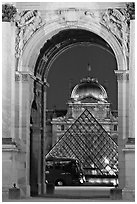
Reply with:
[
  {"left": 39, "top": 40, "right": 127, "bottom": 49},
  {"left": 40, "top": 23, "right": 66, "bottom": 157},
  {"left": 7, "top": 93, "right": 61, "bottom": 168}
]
[
  {"left": 123, "top": 147, "right": 135, "bottom": 151},
  {"left": 2, "top": 145, "right": 19, "bottom": 152},
  {"left": 2, "top": 138, "right": 18, "bottom": 152}
]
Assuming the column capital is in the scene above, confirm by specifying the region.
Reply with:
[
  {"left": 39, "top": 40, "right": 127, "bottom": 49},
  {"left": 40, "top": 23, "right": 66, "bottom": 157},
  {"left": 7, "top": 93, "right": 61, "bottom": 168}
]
[
  {"left": 15, "top": 72, "right": 49, "bottom": 88},
  {"left": 15, "top": 71, "right": 36, "bottom": 82},
  {"left": 114, "top": 70, "right": 129, "bottom": 81}
]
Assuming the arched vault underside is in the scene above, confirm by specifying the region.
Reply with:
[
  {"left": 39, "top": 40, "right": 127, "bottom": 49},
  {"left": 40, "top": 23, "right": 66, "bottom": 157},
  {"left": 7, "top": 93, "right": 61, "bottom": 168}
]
[{"left": 34, "top": 29, "right": 115, "bottom": 80}]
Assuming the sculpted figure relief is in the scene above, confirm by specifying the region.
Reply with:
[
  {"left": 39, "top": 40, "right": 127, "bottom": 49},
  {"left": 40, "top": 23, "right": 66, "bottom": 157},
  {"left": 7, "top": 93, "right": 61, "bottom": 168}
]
[
  {"left": 101, "top": 9, "right": 129, "bottom": 56},
  {"left": 84, "top": 8, "right": 129, "bottom": 56},
  {"left": 14, "top": 7, "right": 132, "bottom": 59},
  {"left": 15, "top": 10, "right": 43, "bottom": 58}
]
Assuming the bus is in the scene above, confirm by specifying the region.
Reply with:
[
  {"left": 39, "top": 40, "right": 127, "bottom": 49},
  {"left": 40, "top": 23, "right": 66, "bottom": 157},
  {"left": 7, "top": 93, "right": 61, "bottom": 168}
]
[{"left": 45, "top": 156, "right": 85, "bottom": 186}]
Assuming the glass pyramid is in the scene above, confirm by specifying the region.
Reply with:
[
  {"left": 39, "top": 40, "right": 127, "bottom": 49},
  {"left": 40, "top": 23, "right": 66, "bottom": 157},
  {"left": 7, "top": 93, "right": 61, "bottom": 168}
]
[{"left": 46, "top": 108, "right": 118, "bottom": 176}]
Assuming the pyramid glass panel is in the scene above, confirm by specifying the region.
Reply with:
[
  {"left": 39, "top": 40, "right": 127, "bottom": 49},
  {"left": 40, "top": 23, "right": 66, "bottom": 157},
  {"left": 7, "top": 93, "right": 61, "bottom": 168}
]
[{"left": 46, "top": 108, "right": 118, "bottom": 176}]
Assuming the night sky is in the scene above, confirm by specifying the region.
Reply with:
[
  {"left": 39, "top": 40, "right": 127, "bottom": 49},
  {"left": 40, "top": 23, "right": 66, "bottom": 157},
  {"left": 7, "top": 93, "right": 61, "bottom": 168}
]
[{"left": 47, "top": 45, "right": 117, "bottom": 110}]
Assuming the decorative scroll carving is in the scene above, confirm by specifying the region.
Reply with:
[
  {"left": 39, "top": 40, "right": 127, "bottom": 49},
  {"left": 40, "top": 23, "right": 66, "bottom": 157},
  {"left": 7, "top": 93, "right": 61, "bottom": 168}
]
[
  {"left": 101, "top": 8, "right": 129, "bottom": 56},
  {"left": 15, "top": 10, "right": 43, "bottom": 58},
  {"left": 2, "top": 3, "right": 17, "bottom": 22}
]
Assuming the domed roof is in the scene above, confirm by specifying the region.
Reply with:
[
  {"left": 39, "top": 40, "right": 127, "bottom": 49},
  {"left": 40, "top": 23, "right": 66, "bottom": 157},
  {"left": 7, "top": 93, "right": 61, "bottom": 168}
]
[{"left": 71, "top": 77, "right": 108, "bottom": 102}]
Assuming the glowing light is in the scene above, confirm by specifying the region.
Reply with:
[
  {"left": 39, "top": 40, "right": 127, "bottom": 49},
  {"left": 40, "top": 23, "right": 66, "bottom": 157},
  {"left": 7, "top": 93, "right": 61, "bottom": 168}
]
[{"left": 104, "top": 157, "right": 109, "bottom": 164}]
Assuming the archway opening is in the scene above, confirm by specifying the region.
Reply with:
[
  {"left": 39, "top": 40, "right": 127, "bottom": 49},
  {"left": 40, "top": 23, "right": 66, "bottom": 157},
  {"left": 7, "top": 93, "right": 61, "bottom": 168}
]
[
  {"left": 47, "top": 44, "right": 117, "bottom": 110},
  {"left": 30, "top": 28, "right": 118, "bottom": 196}
]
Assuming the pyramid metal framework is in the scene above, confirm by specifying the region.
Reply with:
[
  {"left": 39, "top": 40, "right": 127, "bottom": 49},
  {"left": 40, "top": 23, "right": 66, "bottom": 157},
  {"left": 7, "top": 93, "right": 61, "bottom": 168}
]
[{"left": 46, "top": 108, "right": 118, "bottom": 176}]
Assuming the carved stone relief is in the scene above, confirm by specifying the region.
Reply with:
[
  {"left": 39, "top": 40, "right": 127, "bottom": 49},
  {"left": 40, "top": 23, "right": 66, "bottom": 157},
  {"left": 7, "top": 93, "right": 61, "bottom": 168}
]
[
  {"left": 100, "top": 8, "right": 130, "bottom": 57},
  {"left": 85, "top": 8, "right": 131, "bottom": 57},
  {"left": 13, "top": 4, "right": 134, "bottom": 61},
  {"left": 15, "top": 10, "right": 43, "bottom": 58}
]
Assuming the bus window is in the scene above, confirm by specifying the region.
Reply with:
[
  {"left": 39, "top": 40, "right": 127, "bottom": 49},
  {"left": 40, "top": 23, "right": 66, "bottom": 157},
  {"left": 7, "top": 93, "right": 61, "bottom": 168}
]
[
  {"left": 45, "top": 157, "right": 85, "bottom": 186},
  {"left": 54, "top": 160, "right": 70, "bottom": 170},
  {"left": 55, "top": 161, "right": 61, "bottom": 170}
]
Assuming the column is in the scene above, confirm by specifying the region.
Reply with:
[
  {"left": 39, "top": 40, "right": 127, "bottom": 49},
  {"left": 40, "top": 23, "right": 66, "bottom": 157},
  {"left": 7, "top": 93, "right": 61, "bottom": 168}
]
[
  {"left": 122, "top": 19, "right": 135, "bottom": 201},
  {"left": 30, "top": 78, "right": 48, "bottom": 196},
  {"left": 129, "top": 20, "right": 135, "bottom": 140},
  {"left": 32, "top": 80, "right": 42, "bottom": 195},
  {"left": 2, "top": 21, "right": 18, "bottom": 199},
  {"left": 114, "top": 70, "right": 129, "bottom": 189},
  {"left": 14, "top": 71, "right": 34, "bottom": 197},
  {"left": 41, "top": 80, "right": 48, "bottom": 194},
  {"left": 2, "top": 22, "right": 16, "bottom": 140}
]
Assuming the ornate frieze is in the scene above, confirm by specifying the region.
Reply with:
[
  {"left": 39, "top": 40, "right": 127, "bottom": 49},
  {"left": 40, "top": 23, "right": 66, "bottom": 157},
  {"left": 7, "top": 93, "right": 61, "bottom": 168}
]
[
  {"left": 15, "top": 10, "right": 43, "bottom": 58},
  {"left": 2, "top": 3, "right": 17, "bottom": 22},
  {"left": 13, "top": 5, "right": 134, "bottom": 60}
]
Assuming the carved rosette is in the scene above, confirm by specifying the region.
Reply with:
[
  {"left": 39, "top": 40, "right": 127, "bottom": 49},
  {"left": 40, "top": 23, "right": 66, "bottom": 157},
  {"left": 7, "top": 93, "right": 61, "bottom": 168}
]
[{"left": 15, "top": 10, "right": 43, "bottom": 58}]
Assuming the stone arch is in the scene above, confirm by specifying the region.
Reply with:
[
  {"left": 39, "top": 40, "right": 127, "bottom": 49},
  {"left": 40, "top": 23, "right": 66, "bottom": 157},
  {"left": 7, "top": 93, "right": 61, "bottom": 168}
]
[
  {"left": 19, "top": 19, "right": 127, "bottom": 74},
  {"left": 18, "top": 18, "right": 127, "bottom": 195}
]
